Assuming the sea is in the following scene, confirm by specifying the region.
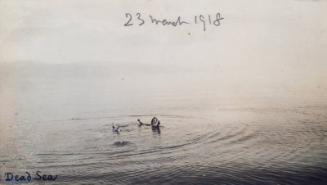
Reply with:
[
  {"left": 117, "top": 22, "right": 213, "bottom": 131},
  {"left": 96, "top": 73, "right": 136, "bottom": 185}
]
[{"left": 1, "top": 63, "right": 327, "bottom": 185}]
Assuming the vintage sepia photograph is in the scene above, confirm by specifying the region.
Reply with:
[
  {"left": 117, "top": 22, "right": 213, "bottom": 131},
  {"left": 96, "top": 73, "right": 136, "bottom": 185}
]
[{"left": 1, "top": 0, "right": 327, "bottom": 184}]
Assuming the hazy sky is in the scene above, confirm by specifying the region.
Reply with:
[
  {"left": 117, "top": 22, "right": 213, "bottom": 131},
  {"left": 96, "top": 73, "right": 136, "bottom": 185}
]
[{"left": 0, "top": 0, "right": 327, "bottom": 93}]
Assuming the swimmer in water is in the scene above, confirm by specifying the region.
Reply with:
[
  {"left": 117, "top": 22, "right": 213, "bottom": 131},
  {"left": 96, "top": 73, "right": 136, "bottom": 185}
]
[
  {"left": 151, "top": 117, "right": 160, "bottom": 127},
  {"left": 112, "top": 123, "right": 120, "bottom": 134},
  {"left": 138, "top": 117, "right": 161, "bottom": 128}
]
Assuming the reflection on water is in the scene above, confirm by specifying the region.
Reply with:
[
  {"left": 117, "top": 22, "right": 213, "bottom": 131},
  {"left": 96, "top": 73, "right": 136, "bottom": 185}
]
[{"left": 1, "top": 65, "right": 327, "bottom": 185}]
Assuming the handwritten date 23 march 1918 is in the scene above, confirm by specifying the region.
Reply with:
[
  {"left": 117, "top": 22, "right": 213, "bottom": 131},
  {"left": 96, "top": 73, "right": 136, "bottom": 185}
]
[{"left": 123, "top": 12, "right": 224, "bottom": 32}]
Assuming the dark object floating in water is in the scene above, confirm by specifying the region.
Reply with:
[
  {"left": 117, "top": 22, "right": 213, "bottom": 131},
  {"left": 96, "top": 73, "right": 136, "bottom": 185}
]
[{"left": 113, "top": 141, "right": 130, "bottom": 147}]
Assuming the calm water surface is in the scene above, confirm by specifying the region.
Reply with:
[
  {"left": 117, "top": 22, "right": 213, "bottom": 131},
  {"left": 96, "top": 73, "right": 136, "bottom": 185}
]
[{"left": 1, "top": 65, "right": 327, "bottom": 185}]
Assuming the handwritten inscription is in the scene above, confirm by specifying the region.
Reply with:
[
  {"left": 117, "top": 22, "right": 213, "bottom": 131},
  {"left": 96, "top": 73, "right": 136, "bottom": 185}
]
[
  {"left": 124, "top": 12, "right": 224, "bottom": 32},
  {"left": 3, "top": 171, "right": 58, "bottom": 183}
]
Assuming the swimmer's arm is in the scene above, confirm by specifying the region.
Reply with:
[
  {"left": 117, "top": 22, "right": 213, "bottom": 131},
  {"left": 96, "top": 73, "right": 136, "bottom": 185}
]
[{"left": 137, "top": 119, "right": 151, "bottom": 126}]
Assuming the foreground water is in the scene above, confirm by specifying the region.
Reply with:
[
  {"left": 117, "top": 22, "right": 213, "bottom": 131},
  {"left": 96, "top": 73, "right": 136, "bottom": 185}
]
[{"left": 1, "top": 64, "right": 327, "bottom": 185}]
